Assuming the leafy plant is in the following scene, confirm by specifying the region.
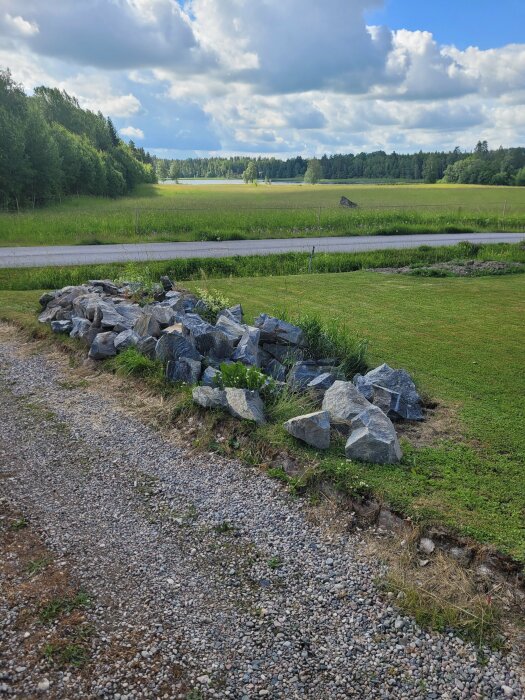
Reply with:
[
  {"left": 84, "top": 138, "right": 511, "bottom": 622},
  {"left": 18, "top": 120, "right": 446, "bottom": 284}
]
[
  {"left": 195, "top": 287, "right": 231, "bottom": 322},
  {"left": 39, "top": 591, "right": 90, "bottom": 623},
  {"left": 215, "top": 361, "right": 270, "bottom": 391},
  {"left": 111, "top": 347, "right": 164, "bottom": 381}
]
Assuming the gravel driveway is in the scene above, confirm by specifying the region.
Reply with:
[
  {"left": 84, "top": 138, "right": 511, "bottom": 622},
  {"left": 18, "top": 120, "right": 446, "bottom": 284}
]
[{"left": 0, "top": 330, "right": 523, "bottom": 699}]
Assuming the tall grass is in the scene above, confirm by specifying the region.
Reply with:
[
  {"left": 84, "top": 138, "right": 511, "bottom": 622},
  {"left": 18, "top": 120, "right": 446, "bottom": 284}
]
[{"left": 1, "top": 241, "right": 523, "bottom": 291}]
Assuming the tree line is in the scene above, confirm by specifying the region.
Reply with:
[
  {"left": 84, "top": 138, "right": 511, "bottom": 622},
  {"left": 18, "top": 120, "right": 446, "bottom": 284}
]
[
  {"left": 156, "top": 143, "right": 525, "bottom": 186},
  {"left": 0, "top": 69, "right": 156, "bottom": 210}
]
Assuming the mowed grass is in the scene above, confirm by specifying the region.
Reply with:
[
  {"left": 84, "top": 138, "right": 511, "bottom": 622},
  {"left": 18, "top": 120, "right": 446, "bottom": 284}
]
[
  {"left": 1, "top": 271, "right": 523, "bottom": 561},
  {"left": 1, "top": 183, "right": 524, "bottom": 246},
  {"left": 185, "top": 272, "right": 525, "bottom": 561}
]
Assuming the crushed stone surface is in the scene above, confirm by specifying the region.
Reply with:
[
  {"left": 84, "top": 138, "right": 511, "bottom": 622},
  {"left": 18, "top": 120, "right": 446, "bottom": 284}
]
[{"left": 0, "top": 334, "right": 523, "bottom": 699}]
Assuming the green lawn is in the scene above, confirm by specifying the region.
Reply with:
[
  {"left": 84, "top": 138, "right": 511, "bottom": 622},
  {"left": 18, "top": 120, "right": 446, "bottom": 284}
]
[
  {"left": 1, "top": 271, "right": 524, "bottom": 561},
  {"left": 1, "top": 183, "right": 524, "bottom": 246}
]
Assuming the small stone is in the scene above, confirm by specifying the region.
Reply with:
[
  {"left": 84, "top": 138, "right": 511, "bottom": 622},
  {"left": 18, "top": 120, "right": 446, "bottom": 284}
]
[
  {"left": 38, "top": 679, "right": 50, "bottom": 691},
  {"left": 419, "top": 538, "right": 435, "bottom": 555}
]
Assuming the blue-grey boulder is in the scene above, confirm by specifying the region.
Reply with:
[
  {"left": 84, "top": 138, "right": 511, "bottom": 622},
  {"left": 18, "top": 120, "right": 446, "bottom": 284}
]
[
  {"left": 89, "top": 279, "right": 120, "bottom": 295},
  {"left": 227, "top": 304, "right": 243, "bottom": 323},
  {"left": 192, "top": 386, "right": 227, "bottom": 409},
  {"left": 265, "top": 359, "right": 287, "bottom": 382},
  {"left": 136, "top": 335, "right": 157, "bottom": 359},
  {"left": 224, "top": 388, "right": 266, "bottom": 424},
  {"left": 114, "top": 329, "right": 140, "bottom": 352},
  {"left": 155, "top": 332, "right": 202, "bottom": 364},
  {"left": 307, "top": 372, "right": 338, "bottom": 399},
  {"left": 166, "top": 357, "right": 202, "bottom": 384},
  {"left": 254, "top": 314, "right": 304, "bottom": 346},
  {"left": 88, "top": 331, "right": 118, "bottom": 360},
  {"left": 284, "top": 410, "right": 330, "bottom": 449},
  {"left": 134, "top": 313, "right": 162, "bottom": 339},
  {"left": 353, "top": 363, "right": 423, "bottom": 421},
  {"left": 287, "top": 361, "right": 324, "bottom": 391},
  {"left": 322, "top": 380, "right": 372, "bottom": 425},
  {"left": 345, "top": 405, "right": 402, "bottom": 464},
  {"left": 51, "top": 319, "right": 73, "bottom": 334},
  {"left": 215, "top": 312, "right": 245, "bottom": 343},
  {"left": 232, "top": 327, "right": 260, "bottom": 366},
  {"left": 70, "top": 317, "right": 92, "bottom": 340},
  {"left": 263, "top": 343, "right": 304, "bottom": 364},
  {"left": 143, "top": 304, "right": 176, "bottom": 328},
  {"left": 201, "top": 366, "right": 221, "bottom": 387}
]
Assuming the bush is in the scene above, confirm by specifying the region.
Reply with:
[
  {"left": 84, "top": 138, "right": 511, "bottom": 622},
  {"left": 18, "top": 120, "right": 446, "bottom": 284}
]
[
  {"left": 216, "top": 362, "right": 269, "bottom": 391},
  {"left": 195, "top": 288, "right": 231, "bottom": 323}
]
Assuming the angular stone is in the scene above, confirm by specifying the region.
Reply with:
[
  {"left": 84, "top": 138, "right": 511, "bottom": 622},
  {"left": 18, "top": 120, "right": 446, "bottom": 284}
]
[
  {"left": 263, "top": 343, "right": 304, "bottom": 364},
  {"left": 181, "top": 314, "right": 234, "bottom": 360},
  {"left": 134, "top": 313, "right": 162, "bottom": 339},
  {"left": 72, "top": 293, "right": 102, "bottom": 321},
  {"left": 88, "top": 331, "right": 118, "bottom": 360},
  {"left": 224, "top": 388, "right": 266, "bottom": 424},
  {"left": 354, "top": 363, "right": 423, "bottom": 421},
  {"left": 89, "top": 279, "right": 120, "bottom": 295},
  {"left": 287, "top": 361, "right": 324, "bottom": 391},
  {"left": 38, "top": 306, "right": 60, "bottom": 323},
  {"left": 201, "top": 366, "right": 221, "bottom": 387},
  {"left": 371, "top": 384, "right": 401, "bottom": 417},
  {"left": 192, "top": 386, "right": 227, "bottom": 409},
  {"left": 322, "top": 380, "right": 372, "bottom": 425},
  {"left": 232, "top": 327, "right": 260, "bottom": 366},
  {"left": 155, "top": 332, "right": 202, "bottom": 364},
  {"left": 160, "top": 275, "right": 174, "bottom": 291},
  {"left": 226, "top": 304, "right": 243, "bottom": 323},
  {"left": 254, "top": 314, "right": 304, "bottom": 345},
  {"left": 215, "top": 313, "right": 246, "bottom": 344},
  {"left": 345, "top": 405, "right": 402, "bottom": 464},
  {"left": 70, "top": 317, "right": 92, "bottom": 340},
  {"left": 284, "top": 410, "right": 330, "bottom": 449},
  {"left": 39, "top": 291, "right": 56, "bottom": 307},
  {"left": 307, "top": 372, "right": 338, "bottom": 399},
  {"left": 114, "top": 303, "right": 143, "bottom": 324},
  {"left": 166, "top": 357, "right": 202, "bottom": 384},
  {"left": 114, "top": 329, "right": 140, "bottom": 352},
  {"left": 51, "top": 319, "right": 73, "bottom": 334},
  {"left": 265, "top": 359, "right": 287, "bottom": 382},
  {"left": 136, "top": 335, "right": 157, "bottom": 359},
  {"left": 143, "top": 304, "right": 176, "bottom": 328}
]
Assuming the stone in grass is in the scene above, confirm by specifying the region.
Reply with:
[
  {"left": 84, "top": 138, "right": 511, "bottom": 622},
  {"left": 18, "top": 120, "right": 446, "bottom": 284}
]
[
  {"left": 155, "top": 332, "right": 202, "bottom": 364},
  {"left": 226, "top": 304, "right": 243, "bottom": 323},
  {"left": 51, "top": 319, "right": 73, "bottom": 334},
  {"left": 192, "top": 386, "right": 227, "bottom": 409},
  {"left": 39, "top": 291, "right": 56, "bottom": 307},
  {"left": 134, "top": 313, "right": 162, "bottom": 339},
  {"left": 287, "top": 361, "right": 325, "bottom": 391},
  {"left": 322, "top": 380, "right": 372, "bottom": 425},
  {"left": 88, "top": 331, "right": 118, "bottom": 360},
  {"left": 354, "top": 363, "right": 423, "bottom": 421},
  {"left": 38, "top": 305, "right": 61, "bottom": 323},
  {"left": 284, "top": 410, "right": 330, "bottom": 450},
  {"left": 201, "top": 366, "right": 221, "bottom": 387},
  {"left": 160, "top": 275, "right": 174, "bottom": 291},
  {"left": 136, "top": 335, "right": 157, "bottom": 360},
  {"left": 70, "top": 317, "right": 92, "bottom": 340},
  {"left": 307, "top": 372, "right": 338, "bottom": 399},
  {"left": 166, "top": 357, "right": 202, "bottom": 385},
  {"left": 114, "top": 329, "right": 140, "bottom": 352},
  {"left": 232, "top": 327, "right": 261, "bottom": 367},
  {"left": 345, "top": 405, "right": 402, "bottom": 464},
  {"left": 265, "top": 359, "right": 287, "bottom": 382},
  {"left": 224, "top": 388, "right": 266, "bottom": 424},
  {"left": 254, "top": 313, "right": 304, "bottom": 346}
]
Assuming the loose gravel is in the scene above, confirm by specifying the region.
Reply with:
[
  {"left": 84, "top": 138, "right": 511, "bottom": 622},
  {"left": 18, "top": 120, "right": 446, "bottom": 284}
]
[{"left": 0, "top": 333, "right": 523, "bottom": 699}]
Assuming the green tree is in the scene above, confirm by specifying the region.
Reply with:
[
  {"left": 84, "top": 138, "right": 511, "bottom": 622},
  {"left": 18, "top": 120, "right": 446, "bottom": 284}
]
[
  {"left": 304, "top": 158, "right": 322, "bottom": 184},
  {"left": 169, "top": 162, "right": 180, "bottom": 182},
  {"left": 242, "top": 161, "right": 258, "bottom": 183}
]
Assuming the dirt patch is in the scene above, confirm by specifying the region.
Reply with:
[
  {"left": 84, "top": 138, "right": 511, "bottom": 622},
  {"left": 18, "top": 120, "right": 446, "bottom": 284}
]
[
  {"left": 371, "top": 260, "right": 525, "bottom": 276},
  {"left": 395, "top": 401, "right": 465, "bottom": 448}
]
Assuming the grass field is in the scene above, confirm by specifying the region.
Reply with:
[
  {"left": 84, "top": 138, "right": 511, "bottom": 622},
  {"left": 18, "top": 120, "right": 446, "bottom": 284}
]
[
  {"left": 1, "top": 270, "right": 523, "bottom": 561},
  {"left": 1, "top": 183, "right": 524, "bottom": 246}
]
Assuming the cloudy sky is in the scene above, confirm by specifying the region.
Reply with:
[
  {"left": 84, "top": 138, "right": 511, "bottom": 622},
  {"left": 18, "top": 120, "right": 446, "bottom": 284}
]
[{"left": 1, "top": 0, "right": 525, "bottom": 158}]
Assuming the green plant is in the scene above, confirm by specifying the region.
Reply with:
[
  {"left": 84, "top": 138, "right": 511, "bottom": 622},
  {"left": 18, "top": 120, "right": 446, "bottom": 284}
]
[
  {"left": 26, "top": 557, "right": 52, "bottom": 576},
  {"left": 268, "top": 556, "right": 283, "bottom": 570},
  {"left": 39, "top": 591, "right": 90, "bottom": 623},
  {"left": 111, "top": 347, "right": 164, "bottom": 381},
  {"left": 216, "top": 361, "right": 270, "bottom": 391},
  {"left": 43, "top": 641, "right": 89, "bottom": 667},
  {"left": 195, "top": 287, "right": 231, "bottom": 322},
  {"left": 11, "top": 517, "right": 28, "bottom": 530}
]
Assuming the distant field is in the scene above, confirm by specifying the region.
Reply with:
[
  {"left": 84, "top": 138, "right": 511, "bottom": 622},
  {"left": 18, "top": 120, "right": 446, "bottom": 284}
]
[{"left": 1, "top": 183, "right": 524, "bottom": 247}]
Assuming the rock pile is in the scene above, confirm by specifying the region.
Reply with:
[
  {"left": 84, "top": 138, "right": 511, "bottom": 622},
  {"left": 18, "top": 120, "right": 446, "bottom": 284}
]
[{"left": 39, "top": 279, "right": 424, "bottom": 464}]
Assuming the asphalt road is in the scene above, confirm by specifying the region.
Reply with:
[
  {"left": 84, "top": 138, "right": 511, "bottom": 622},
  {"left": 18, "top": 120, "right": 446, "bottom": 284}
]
[{"left": 0, "top": 232, "right": 522, "bottom": 268}]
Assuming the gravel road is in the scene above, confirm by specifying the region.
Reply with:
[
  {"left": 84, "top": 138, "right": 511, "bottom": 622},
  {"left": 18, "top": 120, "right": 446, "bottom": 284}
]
[
  {"left": 0, "top": 232, "right": 523, "bottom": 268},
  {"left": 0, "top": 332, "right": 523, "bottom": 699}
]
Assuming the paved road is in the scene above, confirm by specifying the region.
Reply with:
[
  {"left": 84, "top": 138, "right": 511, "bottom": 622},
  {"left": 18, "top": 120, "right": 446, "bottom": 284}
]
[{"left": 0, "top": 232, "right": 522, "bottom": 268}]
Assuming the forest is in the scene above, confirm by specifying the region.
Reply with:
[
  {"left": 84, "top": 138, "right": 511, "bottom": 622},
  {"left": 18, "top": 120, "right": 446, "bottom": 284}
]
[
  {"left": 0, "top": 70, "right": 156, "bottom": 210},
  {"left": 159, "top": 143, "right": 525, "bottom": 186}
]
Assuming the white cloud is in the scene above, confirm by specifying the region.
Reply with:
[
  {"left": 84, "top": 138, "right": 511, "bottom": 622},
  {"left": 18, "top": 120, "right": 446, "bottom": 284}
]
[
  {"left": 4, "top": 12, "right": 39, "bottom": 36},
  {"left": 120, "top": 125, "right": 145, "bottom": 139}
]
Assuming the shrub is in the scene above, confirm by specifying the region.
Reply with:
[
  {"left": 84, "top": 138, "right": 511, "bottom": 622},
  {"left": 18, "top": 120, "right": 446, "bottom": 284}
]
[
  {"left": 195, "top": 288, "right": 231, "bottom": 323},
  {"left": 216, "top": 361, "right": 269, "bottom": 391}
]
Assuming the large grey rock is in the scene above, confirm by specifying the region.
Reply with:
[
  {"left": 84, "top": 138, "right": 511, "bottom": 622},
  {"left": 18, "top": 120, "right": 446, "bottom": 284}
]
[
  {"left": 114, "top": 329, "right": 140, "bottom": 352},
  {"left": 160, "top": 275, "right": 174, "bottom": 291},
  {"left": 114, "top": 303, "right": 143, "bottom": 324},
  {"left": 227, "top": 304, "right": 243, "bottom": 323},
  {"left": 38, "top": 306, "right": 60, "bottom": 323},
  {"left": 307, "top": 372, "right": 338, "bottom": 399},
  {"left": 254, "top": 314, "right": 304, "bottom": 346},
  {"left": 143, "top": 304, "right": 176, "bottom": 328},
  {"left": 181, "top": 314, "right": 234, "bottom": 360},
  {"left": 166, "top": 357, "right": 202, "bottom": 384},
  {"left": 345, "top": 406, "right": 402, "bottom": 464},
  {"left": 201, "top": 366, "right": 221, "bottom": 387},
  {"left": 224, "top": 388, "right": 266, "bottom": 424},
  {"left": 265, "top": 359, "right": 287, "bottom": 382},
  {"left": 155, "top": 332, "right": 202, "bottom": 364},
  {"left": 39, "top": 291, "right": 56, "bottom": 307},
  {"left": 232, "top": 327, "right": 260, "bottom": 366},
  {"left": 72, "top": 293, "right": 102, "bottom": 321},
  {"left": 89, "top": 279, "right": 120, "bottom": 295},
  {"left": 192, "top": 386, "right": 227, "bottom": 409},
  {"left": 134, "top": 313, "right": 162, "bottom": 339},
  {"left": 136, "top": 335, "right": 157, "bottom": 359},
  {"left": 284, "top": 411, "right": 330, "bottom": 449},
  {"left": 322, "top": 380, "right": 372, "bottom": 425},
  {"left": 263, "top": 343, "right": 304, "bottom": 364},
  {"left": 353, "top": 363, "right": 423, "bottom": 421},
  {"left": 70, "top": 317, "right": 92, "bottom": 340},
  {"left": 215, "top": 312, "right": 245, "bottom": 344},
  {"left": 287, "top": 361, "right": 324, "bottom": 391},
  {"left": 51, "top": 319, "right": 73, "bottom": 334},
  {"left": 88, "top": 331, "right": 117, "bottom": 360}
]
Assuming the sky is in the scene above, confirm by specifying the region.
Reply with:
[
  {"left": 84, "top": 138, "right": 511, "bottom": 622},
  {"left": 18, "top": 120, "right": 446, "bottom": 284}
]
[{"left": 1, "top": 0, "right": 524, "bottom": 159}]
